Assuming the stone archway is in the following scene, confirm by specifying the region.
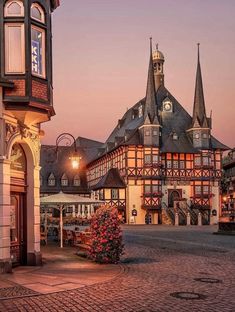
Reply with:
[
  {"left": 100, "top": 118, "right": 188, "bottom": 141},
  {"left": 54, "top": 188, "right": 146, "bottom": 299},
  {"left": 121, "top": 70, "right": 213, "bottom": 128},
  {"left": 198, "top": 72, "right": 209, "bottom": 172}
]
[
  {"left": 7, "top": 134, "right": 42, "bottom": 266},
  {"left": 168, "top": 190, "right": 182, "bottom": 208}
]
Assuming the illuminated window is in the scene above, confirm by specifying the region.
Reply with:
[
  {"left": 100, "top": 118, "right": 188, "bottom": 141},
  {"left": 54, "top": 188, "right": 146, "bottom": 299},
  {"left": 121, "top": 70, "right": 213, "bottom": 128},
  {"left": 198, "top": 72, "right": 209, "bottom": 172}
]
[
  {"left": 61, "top": 173, "right": 68, "bottom": 186},
  {"left": 31, "top": 26, "right": 45, "bottom": 78},
  {"left": 48, "top": 173, "right": 55, "bottom": 186},
  {"left": 31, "top": 3, "right": 45, "bottom": 23},
  {"left": 4, "top": 0, "right": 24, "bottom": 17},
  {"left": 153, "top": 155, "right": 159, "bottom": 163},
  {"left": 5, "top": 23, "right": 25, "bottom": 74},
  {"left": 73, "top": 174, "right": 81, "bottom": 186},
  {"left": 138, "top": 105, "right": 143, "bottom": 118}
]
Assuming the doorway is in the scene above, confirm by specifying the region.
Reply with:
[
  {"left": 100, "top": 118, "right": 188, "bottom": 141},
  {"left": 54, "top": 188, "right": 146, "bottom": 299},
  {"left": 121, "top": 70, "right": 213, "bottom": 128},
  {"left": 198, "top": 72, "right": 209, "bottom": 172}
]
[
  {"left": 10, "top": 143, "right": 27, "bottom": 266},
  {"left": 168, "top": 189, "right": 182, "bottom": 208}
]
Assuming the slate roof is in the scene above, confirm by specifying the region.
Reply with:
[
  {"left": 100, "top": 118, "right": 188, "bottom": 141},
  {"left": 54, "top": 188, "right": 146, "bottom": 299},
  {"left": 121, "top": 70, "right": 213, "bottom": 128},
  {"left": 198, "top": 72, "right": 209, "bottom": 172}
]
[
  {"left": 40, "top": 136, "right": 104, "bottom": 194},
  {"left": 92, "top": 168, "right": 126, "bottom": 190}
]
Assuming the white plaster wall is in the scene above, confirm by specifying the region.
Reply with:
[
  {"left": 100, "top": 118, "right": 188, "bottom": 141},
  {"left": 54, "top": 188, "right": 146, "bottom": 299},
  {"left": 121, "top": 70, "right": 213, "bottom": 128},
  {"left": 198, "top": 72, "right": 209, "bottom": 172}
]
[
  {"left": 211, "top": 184, "right": 220, "bottom": 224},
  {"left": 127, "top": 184, "right": 145, "bottom": 224}
]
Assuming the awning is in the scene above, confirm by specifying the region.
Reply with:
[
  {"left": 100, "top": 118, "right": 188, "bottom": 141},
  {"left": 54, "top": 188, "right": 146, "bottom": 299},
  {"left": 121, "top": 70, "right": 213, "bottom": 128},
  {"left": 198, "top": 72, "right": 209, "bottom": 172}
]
[{"left": 40, "top": 191, "right": 104, "bottom": 206}]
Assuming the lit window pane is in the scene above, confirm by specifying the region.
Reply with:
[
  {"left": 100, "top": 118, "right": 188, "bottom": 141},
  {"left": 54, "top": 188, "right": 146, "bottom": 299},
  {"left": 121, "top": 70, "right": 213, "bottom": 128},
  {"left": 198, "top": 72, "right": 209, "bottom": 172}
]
[
  {"left": 5, "top": 24, "right": 25, "bottom": 74},
  {"left": 31, "top": 27, "right": 45, "bottom": 78},
  {"left": 31, "top": 3, "right": 45, "bottom": 23}
]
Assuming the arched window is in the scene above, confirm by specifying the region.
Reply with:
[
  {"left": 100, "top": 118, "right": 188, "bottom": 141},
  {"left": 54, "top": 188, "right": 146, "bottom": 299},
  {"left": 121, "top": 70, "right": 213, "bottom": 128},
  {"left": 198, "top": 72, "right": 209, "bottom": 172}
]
[
  {"left": 61, "top": 173, "right": 68, "bottom": 186},
  {"left": 73, "top": 174, "right": 80, "bottom": 186},
  {"left": 48, "top": 173, "right": 55, "bottom": 186},
  {"left": 31, "top": 3, "right": 45, "bottom": 23},
  {"left": 4, "top": 0, "right": 24, "bottom": 17}
]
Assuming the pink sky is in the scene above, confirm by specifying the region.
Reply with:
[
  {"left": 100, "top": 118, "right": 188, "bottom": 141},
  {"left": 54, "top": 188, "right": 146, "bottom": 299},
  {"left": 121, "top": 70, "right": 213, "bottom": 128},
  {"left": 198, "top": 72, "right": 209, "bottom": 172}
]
[{"left": 42, "top": 0, "right": 235, "bottom": 148}]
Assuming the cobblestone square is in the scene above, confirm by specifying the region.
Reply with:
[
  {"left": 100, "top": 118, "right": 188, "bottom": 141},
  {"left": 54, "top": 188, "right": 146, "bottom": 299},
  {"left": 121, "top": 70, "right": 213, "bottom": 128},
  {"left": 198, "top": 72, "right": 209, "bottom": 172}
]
[{"left": 0, "top": 225, "right": 235, "bottom": 312}]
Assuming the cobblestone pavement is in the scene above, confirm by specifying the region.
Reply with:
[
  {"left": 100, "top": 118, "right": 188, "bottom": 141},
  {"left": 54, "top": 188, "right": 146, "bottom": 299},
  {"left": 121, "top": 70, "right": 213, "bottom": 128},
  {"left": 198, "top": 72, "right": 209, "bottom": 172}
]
[{"left": 0, "top": 225, "right": 235, "bottom": 312}]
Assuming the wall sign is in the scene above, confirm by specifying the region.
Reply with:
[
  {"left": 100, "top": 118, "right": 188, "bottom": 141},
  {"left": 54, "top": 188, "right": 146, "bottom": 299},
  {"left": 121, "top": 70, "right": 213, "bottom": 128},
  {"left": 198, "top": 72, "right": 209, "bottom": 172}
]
[{"left": 32, "top": 40, "right": 41, "bottom": 75}]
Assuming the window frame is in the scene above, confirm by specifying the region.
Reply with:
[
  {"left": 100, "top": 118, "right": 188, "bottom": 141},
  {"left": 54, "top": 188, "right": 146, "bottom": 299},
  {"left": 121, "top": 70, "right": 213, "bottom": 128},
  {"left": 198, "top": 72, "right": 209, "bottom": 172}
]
[
  {"left": 31, "top": 24, "right": 46, "bottom": 79},
  {"left": 31, "top": 2, "right": 45, "bottom": 24},
  {"left": 4, "top": 0, "right": 24, "bottom": 17},
  {"left": 4, "top": 23, "right": 25, "bottom": 74}
]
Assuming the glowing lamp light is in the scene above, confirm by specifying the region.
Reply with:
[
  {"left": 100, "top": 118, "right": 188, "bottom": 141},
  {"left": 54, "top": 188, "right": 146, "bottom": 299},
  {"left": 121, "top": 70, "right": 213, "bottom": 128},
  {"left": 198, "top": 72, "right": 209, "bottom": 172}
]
[
  {"left": 70, "top": 155, "right": 80, "bottom": 169},
  {"left": 222, "top": 196, "right": 227, "bottom": 202}
]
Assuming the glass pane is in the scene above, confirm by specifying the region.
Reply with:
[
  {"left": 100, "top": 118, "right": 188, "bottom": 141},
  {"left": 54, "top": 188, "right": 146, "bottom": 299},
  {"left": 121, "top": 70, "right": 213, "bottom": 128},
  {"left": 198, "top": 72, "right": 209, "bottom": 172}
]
[
  {"left": 31, "top": 27, "right": 45, "bottom": 77},
  {"left": 5, "top": 24, "right": 24, "bottom": 73},
  {"left": 7, "top": 1, "right": 22, "bottom": 15},
  {"left": 31, "top": 6, "right": 41, "bottom": 20}
]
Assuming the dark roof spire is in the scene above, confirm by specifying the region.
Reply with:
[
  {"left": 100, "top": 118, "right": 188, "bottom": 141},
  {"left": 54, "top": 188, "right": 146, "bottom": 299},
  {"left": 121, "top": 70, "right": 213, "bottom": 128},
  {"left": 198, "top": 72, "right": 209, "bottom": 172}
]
[
  {"left": 192, "top": 43, "right": 208, "bottom": 128},
  {"left": 144, "top": 38, "right": 159, "bottom": 125}
]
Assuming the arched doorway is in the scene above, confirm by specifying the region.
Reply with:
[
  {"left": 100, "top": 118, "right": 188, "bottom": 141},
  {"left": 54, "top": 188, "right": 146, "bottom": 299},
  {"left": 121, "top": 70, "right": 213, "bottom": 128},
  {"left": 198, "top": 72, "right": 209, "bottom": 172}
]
[
  {"left": 168, "top": 190, "right": 182, "bottom": 208},
  {"left": 10, "top": 143, "right": 27, "bottom": 265}
]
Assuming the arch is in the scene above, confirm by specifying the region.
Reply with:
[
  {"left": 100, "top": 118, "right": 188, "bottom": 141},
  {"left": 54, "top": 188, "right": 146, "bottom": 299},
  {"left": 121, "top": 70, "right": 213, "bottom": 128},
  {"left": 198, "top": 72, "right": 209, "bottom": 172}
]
[
  {"left": 61, "top": 173, "right": 68, "bottom": 186},
  {"left": 4, "top": 0, "right": 24, "bottom": 17},
  {"left": 31, "top": 2, "right": 45, "bottom": 23},
  {"left": 168, "top": 190, "right": 181, "bottom": 208}
]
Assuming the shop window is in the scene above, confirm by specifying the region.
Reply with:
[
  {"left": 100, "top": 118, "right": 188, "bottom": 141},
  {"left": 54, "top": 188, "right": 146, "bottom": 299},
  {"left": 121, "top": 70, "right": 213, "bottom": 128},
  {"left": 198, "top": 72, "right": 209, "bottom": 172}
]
[
  {"left": 111, "top": 189, "right": 119, "bottom": 199},
  {"left": 31, "top": 3, "right": 45, "bottom": 23},
  {"left": 4, "top": 0, "right": 24, "bottom": 17},
  {"left": 31, "top": 26, "right": 45, "bottom": 78},
  {"left": 61, "top": 173, "right": 68, "bottom": 186},
  {"left": 48, "top": 173, "right": 55, "bottom": 186},
  {"left": 5, "top": 23, "right": 25, "bottom": 74},
  {"left": 73, "top": 174, "right": 80, "bottom": 186}
]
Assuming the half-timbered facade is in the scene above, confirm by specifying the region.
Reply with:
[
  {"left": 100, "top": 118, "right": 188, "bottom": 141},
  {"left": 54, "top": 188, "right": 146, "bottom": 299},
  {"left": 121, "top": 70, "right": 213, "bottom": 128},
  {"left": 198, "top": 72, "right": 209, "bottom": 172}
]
[{"left": 87, "top": 41, "right": 228, "bottom": 225}]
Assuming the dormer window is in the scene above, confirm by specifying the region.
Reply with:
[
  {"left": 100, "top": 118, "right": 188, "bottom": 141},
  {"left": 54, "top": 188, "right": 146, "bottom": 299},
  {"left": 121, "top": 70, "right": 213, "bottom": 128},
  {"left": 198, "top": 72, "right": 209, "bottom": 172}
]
[
  {"left": 61, "top": 173, "right": 68, "bottom": 186},
  {"left": 31, "top": 3, "right": 45, "bottom": 23},
  {"left": 73, "top": 174, "right": 81, "bottom": 186},
  {"left": 132, "top": 114, "right": 135, "bottom": 120},
  {"left": 48, "top": 173, "right": 55, "bottom": 186},
  {"left": 153, "top": 130, "right": 158, "bottom": 136},
  {"left": 138, "top": 105, "right": 143, "bottom": 118},
  {"left": 145, "top": 130, "right": 150, "bottom": 136},
  {"left": 4, "top": 0, "right": 24, "bottom": 17},
  {"left": 173, "top": 133, "right": 178, "bottom": 140}
]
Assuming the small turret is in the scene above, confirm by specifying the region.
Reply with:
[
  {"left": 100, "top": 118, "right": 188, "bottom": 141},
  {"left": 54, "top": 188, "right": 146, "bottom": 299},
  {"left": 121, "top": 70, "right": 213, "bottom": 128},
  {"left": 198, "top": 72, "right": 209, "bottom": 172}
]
[{"left": 152, "top": 44, "right": 165, "bottom": 90}]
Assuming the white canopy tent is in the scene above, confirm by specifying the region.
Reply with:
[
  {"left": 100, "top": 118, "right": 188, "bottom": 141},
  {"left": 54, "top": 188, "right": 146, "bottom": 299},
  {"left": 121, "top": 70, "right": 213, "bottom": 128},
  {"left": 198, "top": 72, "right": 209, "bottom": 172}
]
[{"left": 40, "top": 192, "right": 104, "bottom": 247}]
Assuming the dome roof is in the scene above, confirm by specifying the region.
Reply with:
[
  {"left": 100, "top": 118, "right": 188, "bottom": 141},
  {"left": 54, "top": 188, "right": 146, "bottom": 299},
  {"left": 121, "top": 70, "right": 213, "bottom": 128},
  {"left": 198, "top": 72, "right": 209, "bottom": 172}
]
[{"left": 152, "top": 48, "right": 164, "bottom": 61}]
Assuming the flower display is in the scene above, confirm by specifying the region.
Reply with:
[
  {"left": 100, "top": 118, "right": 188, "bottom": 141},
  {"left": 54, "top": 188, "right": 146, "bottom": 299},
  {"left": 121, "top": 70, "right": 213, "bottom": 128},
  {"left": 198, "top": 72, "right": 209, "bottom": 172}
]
[{"left": 88, "top": 205, "right": 124, "bottom": 264}]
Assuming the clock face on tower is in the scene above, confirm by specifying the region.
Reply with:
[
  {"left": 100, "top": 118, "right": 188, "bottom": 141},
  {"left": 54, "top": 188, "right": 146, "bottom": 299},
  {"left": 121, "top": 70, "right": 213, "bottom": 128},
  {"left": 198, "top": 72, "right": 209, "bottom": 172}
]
[{"left": 164, "top": 102, "right": 171, "bottom": 111}]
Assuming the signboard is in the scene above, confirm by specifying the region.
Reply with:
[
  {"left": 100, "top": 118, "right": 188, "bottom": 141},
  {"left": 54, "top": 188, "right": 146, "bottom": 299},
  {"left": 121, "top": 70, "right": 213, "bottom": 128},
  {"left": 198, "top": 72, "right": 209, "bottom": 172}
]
[
  {"left": 32, "top": 40, "right": 41, "bottom": 75},
  {"left": 132, "top": 209, "right": 137, "bottom": 217}
]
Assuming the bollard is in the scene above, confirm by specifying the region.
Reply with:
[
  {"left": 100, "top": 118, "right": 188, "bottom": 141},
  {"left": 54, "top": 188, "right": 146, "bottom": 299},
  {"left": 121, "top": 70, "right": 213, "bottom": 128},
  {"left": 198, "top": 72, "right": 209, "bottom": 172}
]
[
  {"left": 198, "top": 212, "right": 202, "bottom": 226},
  {"left": 187, "top": 212, "right": 191, "bottom": 226},
  {"left": 175, "top": 212, "right": 179, "bottom": 226}
]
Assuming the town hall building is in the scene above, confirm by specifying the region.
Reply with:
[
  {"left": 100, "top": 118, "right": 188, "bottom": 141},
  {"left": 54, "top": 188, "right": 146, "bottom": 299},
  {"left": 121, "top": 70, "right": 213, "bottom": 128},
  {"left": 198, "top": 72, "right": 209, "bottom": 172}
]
[{"left": 41, "top": 40, "right": 228, "bottom": 226}]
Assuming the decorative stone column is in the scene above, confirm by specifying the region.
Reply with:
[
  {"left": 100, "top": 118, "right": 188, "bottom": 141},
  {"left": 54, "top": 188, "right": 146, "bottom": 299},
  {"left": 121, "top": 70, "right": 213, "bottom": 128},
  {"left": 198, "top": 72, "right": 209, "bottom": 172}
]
[
  {"left": 72, "top": 205, "right": 76, "bottom": 218},
  {"left": 81, "top": 205, "right": 85, "bottom": 218},
  {"left": 87, "top": 205, "right": 91, "bottom": 219},
  {"left": 0, "top": 158, "right": 12, "bottom": 273},
  {"left": 90, "top": 204, "right": 95, "bottom": 216}
]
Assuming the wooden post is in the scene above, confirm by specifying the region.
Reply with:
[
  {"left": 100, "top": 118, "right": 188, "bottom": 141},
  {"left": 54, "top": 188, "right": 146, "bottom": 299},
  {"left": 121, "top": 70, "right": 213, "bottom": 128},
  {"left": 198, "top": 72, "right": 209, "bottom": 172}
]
[{"left": 60, "top": 205, "right": 63, "bottom": 248}]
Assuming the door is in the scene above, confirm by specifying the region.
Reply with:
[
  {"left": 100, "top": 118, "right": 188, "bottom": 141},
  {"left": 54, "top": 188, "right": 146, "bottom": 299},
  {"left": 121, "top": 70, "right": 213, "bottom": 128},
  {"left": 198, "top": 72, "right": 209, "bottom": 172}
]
[
  {"left": 10, "top": 193, "right": 27, "bottom": 265},
  {"left": 168, "top": 189, "right": 182, "bottom": 208}
]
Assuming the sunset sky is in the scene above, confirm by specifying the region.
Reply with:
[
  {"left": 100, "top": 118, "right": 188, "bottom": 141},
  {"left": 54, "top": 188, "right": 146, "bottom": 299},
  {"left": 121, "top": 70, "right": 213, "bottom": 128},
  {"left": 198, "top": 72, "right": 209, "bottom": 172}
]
[{"left": 42, "top": 0, "right": 235, "bottom": 148}]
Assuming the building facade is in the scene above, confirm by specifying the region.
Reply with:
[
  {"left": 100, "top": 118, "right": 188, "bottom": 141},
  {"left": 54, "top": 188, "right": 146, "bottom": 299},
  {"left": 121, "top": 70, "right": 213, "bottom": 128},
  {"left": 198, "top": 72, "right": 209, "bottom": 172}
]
[
  {"left": 0, "top": 0, "right": 59, "bottom": 272},
  {"left": 221, "top": 148, "right": 235, "bottom": 223},
  {"left": 86, "top": 42, "right": 228, "bottom": 225}
]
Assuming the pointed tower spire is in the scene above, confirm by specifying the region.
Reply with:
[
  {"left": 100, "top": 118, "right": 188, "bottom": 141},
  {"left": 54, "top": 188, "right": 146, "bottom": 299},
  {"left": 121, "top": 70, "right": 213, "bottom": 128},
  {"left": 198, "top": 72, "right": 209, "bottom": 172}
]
[
  {"left": 144, "top": 37, "right": 159, "bottom": 124},
  {"left": 192, "top": 43, "right": 208, "bottom": 128}
]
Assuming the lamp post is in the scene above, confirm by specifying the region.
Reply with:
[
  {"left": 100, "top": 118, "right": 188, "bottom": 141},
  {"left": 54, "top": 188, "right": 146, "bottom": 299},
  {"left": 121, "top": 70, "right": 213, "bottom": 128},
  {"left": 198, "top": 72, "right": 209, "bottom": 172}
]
[{"left": 46, "top": 133, "right": 81, "bottom": 248}]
